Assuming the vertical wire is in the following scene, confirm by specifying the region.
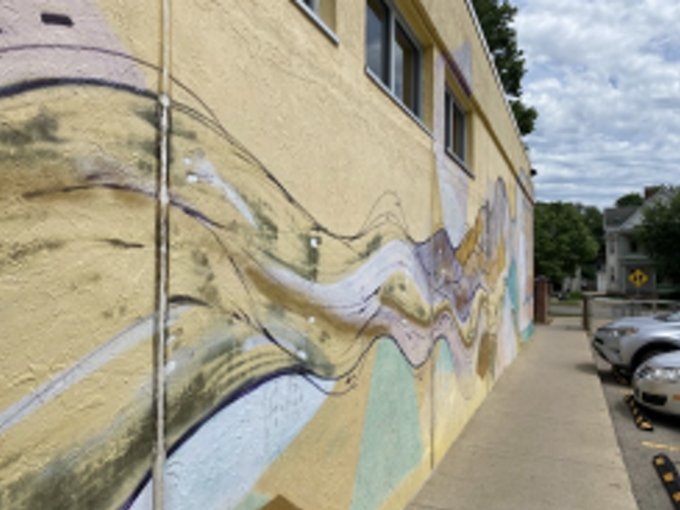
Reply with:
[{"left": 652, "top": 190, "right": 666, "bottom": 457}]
[
  {"left": 153, "top": 0, "right": 171, "bottom": 508},
  {"left": 429, "top": 145, "right": 437, "bottom": 472}
]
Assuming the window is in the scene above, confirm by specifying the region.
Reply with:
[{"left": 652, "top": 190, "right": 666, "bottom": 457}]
[
  {"left": 365, "top": 0, "right": 421, "bottom": 117},
  {"left": 366, "top": 0, "right": 388, "bottom": 82},
  {"left": 395, "top": 24, "right": 418, "bottom": 113},
  {"left": 445, "top": 88, "right": 467, "bottom": 163},
  {"left": 294, "top": 0, "right": 337, "bottom": 41}
]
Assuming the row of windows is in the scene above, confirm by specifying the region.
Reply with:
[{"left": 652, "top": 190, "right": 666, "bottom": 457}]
[{"left": 295, "top": 0, "right": 470, "bottom": 172}]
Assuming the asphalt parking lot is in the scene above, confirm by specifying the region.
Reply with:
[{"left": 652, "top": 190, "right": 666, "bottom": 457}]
[{"left": 594, "top": 353, "right": 680, "bottom": 510}]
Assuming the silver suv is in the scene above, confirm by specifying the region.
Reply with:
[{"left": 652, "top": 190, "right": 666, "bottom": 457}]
[{"left": 592, "top": 311, "right": 680, "bottom": 374}]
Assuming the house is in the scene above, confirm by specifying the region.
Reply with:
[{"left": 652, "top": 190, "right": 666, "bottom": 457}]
[{"left": 602, "top": 187, "right": 673, "bottom": 296}]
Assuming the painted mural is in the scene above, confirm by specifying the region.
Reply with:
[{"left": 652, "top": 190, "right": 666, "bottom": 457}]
[{"left": 0, "top": 2, "right": 534, "bottom": 510}]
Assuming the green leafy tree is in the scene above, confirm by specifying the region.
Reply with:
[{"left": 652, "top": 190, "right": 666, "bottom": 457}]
[
  {"left": 510, "top": 99, "right": 538, "bottom": 137},
  {"left": 637, "top": 187, "right": 680, "bottom": 284},
  {"left": 471, "top": 0, "right": 538, "bottom": 135},
  {"left": 578, "top": 205, "right": 604, "bottom": 242},
  {"left": 575, "top": 204, "right": 604, "bottom": 280},
  {"left": 534, "top": 202, "right": 600, "bottom": 286},
  {"left": 615, "top": 192, "right": 644, "bottom": 208}
]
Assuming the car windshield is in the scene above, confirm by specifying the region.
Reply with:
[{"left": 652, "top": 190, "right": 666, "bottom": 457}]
[{"left": 667, "top": 311, "right": 680, "bottom": 322}]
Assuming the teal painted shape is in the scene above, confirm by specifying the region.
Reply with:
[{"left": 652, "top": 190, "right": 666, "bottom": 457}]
[
  {"left": 435, "top": 338, "right": 454, "bottom": 374},
  {"left": 231, "top": 492, "right": 270, "bottom": 510},
  {"left": 521, "top": 322, "right": 534, "bottom": 344},
  {"left": 350, "top": 339, "right": 424, "bottom": 510}
]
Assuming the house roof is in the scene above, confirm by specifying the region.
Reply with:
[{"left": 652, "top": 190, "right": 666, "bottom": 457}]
[
  {"left": 604, "top": 206, "right": 638, "bottom": 229},
  {"left": 604, "top": 187, "right": 673, "bottom": 233}
]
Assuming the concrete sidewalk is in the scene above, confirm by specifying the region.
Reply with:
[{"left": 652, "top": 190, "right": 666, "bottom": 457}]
[{"left": 406, "top": 317, "right": 638, "bottom": 510}]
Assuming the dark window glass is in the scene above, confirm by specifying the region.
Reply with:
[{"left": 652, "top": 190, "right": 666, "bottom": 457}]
[
  {"left": 446, "top": 89, "right": 466, "bottom": 162},
  {"left": 366, "top": 0, "right": 388, "bottom": 83},
  {"left": 453, "top": 100, "right": 466, "bottom": 160},
  {"left": 445, "top": 91, "right": 452, "bottom": 151},
  {"left": 395, "top": 23, "right": 418, "bottom": 113}
]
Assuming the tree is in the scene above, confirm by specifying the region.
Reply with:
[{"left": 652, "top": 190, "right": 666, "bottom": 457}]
[
  {"left": 578, "top": 204, "right": 604, "bottom": 243},
  {"left": 637, "top": 187, "right": 680, "bottom": 284},
  {"left": 471, "top": 0, "right": 538, "bottom": 135},
  {"left": 510, "top": 99, "right": 538, "bottom": 138},
  {"left": 615, "top": 192, "right": 644, "bottom": 208},
  {"left": 534, "top": 202, "right": 600, "bottom": 287},
  {"left": 575, "top": 204, "right": 604, "bottom": 280}
]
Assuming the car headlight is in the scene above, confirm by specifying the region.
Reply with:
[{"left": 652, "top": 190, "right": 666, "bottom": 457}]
[
  {"left": 602, "top": 327, "right": 638, "bottom": 338},
  {"left": 615, "top": 327, "right": 638, "bottom": 337},
  {"left": 636, "top": 366, "right": 680, "bottom": 383}
]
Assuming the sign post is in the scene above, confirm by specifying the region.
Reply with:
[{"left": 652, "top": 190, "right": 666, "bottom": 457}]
[{"left": 628, "top": 269, "right": 649, "bottom": 309}]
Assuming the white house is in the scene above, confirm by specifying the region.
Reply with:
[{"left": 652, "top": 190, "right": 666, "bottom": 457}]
[{"left": 601, "top": 187, "right": 673, "bottom": 296}]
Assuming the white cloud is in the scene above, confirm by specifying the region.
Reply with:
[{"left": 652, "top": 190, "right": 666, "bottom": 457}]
[{"left": 514, "top": 0, "right": 680, "bottom": 209}]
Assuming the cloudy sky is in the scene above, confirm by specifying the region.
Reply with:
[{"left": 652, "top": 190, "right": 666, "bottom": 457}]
[{"left": 513, "top": 0, "right": 680, "bottom": 210}]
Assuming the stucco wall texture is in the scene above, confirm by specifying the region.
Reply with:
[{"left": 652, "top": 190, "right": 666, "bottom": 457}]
[{"left": 0, "top": 1, "right": 534, "bottom": 509}]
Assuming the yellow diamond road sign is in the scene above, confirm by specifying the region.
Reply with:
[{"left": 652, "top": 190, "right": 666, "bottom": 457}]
[{"left": 629, "top": 269, "right": 649, "bottom": 288}]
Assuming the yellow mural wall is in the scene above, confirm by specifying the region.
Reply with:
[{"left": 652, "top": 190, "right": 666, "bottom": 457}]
[{"left": 0, "top": 1, "right": 533, "bottom": 510}]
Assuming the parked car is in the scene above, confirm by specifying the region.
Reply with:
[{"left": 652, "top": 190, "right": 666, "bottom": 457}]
[
  {"left": 592, "top": 311, "right": 680, "bottom": 374},
  {"left": 633, "top": 350, "right": 680, "bottom": 415}
]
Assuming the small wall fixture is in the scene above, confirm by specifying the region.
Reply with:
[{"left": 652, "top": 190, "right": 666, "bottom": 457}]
[{"left": 41, "top": 13, "right": 74, "bottom": 27}]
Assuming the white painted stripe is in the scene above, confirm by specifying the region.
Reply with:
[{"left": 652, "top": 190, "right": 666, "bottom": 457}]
[{"left": 0, "top": 305, "right": 191, "bottom": 435}]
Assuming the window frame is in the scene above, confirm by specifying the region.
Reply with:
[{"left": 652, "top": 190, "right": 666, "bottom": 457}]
[
  {"left": 365, "top": 0, "right": 423, "bottom": 119},
  {"left": 293, "top": 0, "right": 338, "bottom": 44},
  {"left": 444, "top": 85, "right": 472, "bottom": 175}
]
